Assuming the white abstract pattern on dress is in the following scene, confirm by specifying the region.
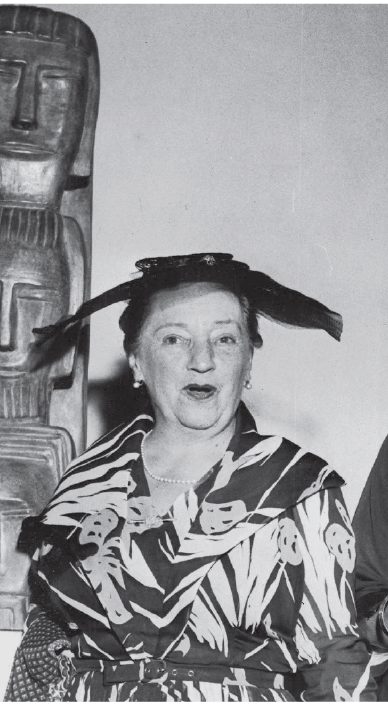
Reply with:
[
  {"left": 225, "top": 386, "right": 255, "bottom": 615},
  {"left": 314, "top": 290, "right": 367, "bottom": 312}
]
[{"left": 5, "top": 404, "right": 375, "bottom": 702}]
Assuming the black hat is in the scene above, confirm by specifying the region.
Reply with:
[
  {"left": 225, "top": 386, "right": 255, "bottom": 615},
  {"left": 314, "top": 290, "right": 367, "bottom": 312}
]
[{"left": 33, "top": 252, "right": 343, "bottom": 345}]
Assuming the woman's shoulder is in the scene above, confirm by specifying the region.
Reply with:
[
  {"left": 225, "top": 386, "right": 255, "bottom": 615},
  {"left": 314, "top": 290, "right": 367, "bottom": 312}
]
[
  {"left": 247, "top": 418, "right": 345, "bottom": 495},
  {"left": 240, "top": 404, "right": 330, "bottom": 466},
  {"left": 87, "top": 413, "right": 153, "bottom": 452},
  {"left": 63, "top": 413, "right": 154, "bottom": 476},
  {"left": 250, "top": 422, "right": 334, "bottom": 468}
]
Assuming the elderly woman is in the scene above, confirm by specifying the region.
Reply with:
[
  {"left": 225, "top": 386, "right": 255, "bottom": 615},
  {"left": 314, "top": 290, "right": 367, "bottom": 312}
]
[{"left": 6, "top": 253, "right": 374, "bottom": 702}]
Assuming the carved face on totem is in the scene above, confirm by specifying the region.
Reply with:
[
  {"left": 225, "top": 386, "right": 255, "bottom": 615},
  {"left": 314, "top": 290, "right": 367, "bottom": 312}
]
[
  {"left": 0, "top": 240, "right": 67, "bottom": 374},
  {"left": 0, "top": 36, "right": 88, "bottom": 206}
]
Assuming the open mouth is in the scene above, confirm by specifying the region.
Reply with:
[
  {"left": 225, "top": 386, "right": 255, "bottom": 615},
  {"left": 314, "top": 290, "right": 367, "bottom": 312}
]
[{"left": 184, "top": 384, "right": 217, "bottom": 400}]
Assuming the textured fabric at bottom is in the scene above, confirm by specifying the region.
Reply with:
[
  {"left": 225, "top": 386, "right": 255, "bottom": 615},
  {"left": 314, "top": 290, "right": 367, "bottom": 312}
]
[{"left": 64, "top": 672, "right": 295, "bottom": 702}]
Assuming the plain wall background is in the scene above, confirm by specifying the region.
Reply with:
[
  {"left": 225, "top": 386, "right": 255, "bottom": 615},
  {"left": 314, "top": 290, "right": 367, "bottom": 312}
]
[{"left": 2, "top": 3, "right": 388, "bottom": 692}]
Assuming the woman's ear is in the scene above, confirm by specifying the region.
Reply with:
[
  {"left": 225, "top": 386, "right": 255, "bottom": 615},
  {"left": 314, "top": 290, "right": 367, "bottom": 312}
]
[{"left": 128, "top": 353, "right": 144, "bottom": 384}]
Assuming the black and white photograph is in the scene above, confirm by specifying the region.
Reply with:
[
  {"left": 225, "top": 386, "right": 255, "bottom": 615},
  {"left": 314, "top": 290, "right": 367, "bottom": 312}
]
[{"left": 0, "top": 3, "right": 387, "bottom": 701}]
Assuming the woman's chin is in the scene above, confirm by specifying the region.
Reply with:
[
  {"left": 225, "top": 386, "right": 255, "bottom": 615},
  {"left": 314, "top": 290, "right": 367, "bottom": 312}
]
[{"left": 174, "top": 405, "right": 231, "bottom": 432}]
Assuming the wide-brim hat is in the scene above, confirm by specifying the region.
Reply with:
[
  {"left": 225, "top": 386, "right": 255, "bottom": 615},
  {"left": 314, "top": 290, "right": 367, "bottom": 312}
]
[{"left": 33, "top": 252, "right": 343, "bottom": 345}]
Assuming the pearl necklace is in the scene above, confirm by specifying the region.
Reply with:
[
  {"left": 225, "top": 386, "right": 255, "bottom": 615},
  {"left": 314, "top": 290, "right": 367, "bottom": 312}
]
[{"left": 141, "top": 434, "right": 197, "bottom": 485}]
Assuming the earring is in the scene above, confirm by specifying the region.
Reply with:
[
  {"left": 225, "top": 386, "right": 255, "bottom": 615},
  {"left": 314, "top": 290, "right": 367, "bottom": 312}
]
[
  {"left": 133, "top": 380, "right": 144, "bottom": 389},
  {"left": 244, "top": 380, "right": 252, "bottom": 390}
]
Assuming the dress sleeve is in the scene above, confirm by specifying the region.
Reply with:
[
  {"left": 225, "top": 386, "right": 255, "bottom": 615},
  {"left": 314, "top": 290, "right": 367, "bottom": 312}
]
[{"left": 293, "top": 487, "right": 376, "bottom": 701}]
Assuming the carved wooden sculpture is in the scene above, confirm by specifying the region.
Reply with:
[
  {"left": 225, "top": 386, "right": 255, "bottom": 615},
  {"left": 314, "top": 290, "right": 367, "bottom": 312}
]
[{"left": 0, "top": 5, "right": 99, "bottom": 629}]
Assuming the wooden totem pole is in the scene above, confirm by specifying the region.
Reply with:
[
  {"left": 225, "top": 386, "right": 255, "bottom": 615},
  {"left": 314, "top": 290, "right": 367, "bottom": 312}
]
[{"left": 0, "top": 5, "right": 99, "bottom": 629}]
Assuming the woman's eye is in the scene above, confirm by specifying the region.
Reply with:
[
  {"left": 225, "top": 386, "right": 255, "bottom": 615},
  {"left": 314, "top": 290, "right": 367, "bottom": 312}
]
[
  {"left": 163, "top": 335, "right": 187, "bottom": 345},
  {"left": 218, "top": 335, "right": 237, "bottom": 345}
]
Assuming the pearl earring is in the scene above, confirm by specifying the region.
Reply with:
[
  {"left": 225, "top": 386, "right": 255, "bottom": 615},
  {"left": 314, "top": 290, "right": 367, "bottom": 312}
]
[
  {"left": 244, "top": 380, "right": 252, "bottom": 390},
  {"left": 133, "top": 380, "right": 143, "bottom": 389}
]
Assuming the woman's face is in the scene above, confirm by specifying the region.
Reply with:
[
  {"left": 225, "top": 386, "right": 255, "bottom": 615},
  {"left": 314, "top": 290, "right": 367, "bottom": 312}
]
[{"left": 129, "top": 282, "right": 253, "bottom": 434}]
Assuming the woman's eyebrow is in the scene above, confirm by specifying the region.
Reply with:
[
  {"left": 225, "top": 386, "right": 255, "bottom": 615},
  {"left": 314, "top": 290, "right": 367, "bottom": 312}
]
[
  {"left": 155, "top": 320, "right": 242, "bottom": 331},
  {"left": 155, "top": 323, "right": 189, "bottom": 332},
  {"left": 214, "top": 320, "right": 243, "bottom": 332}
]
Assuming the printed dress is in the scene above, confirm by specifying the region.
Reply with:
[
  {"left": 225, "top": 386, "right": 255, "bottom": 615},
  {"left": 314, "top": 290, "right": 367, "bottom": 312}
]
[{"left": 6, "top": 404, "right": 374, "bottom": 701}]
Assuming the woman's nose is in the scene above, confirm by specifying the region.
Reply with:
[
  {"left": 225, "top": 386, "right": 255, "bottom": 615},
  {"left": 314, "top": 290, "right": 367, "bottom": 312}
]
[{"left": 188, "top": 340, "right": 215, "bottom": 373}]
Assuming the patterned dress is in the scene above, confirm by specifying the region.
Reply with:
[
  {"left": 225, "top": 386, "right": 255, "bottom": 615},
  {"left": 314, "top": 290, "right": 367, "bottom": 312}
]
[{"left": 6, "top": 404, "right": 374, "bottom": 701}]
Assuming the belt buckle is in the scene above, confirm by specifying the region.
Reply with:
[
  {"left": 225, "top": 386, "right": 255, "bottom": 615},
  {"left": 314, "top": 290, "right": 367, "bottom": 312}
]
[{"left": 142, "top": 659, "right": 167, "bottom": 681}]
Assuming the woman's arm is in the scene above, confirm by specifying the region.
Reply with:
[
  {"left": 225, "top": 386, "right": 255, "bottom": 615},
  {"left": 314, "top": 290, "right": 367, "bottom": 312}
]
[{"left": 293, "top": 487, "right": 376, "bottom": 701}]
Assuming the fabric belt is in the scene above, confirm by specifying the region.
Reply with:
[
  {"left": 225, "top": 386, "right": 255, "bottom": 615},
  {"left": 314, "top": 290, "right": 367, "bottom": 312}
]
[{"left": 73, "top": 658, "right": 285, "bottom": 688}]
